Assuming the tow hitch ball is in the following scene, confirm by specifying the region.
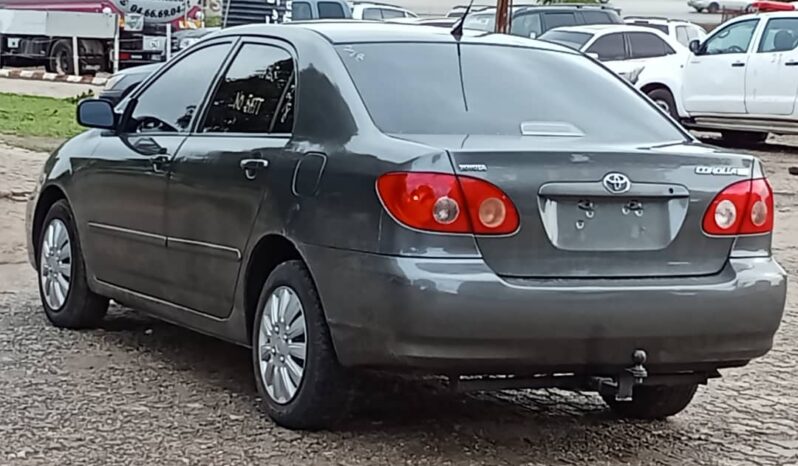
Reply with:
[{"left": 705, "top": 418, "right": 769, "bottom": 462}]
[{"left": 596, "top": 349, "right": 648, "bottom": 402}]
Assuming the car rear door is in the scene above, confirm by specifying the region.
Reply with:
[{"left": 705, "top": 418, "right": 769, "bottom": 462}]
[
  {"left": 745, "top": 17, "right": 798, "bottom": 116},
  {"left": 79, "top": 40, "right": 233, "bottom": 299},
  {"left": 682, "top": 18, "right": 759, "bottom": 114},
  {"left": 164, "top": 39, "right": 297, "bottom": 318}
]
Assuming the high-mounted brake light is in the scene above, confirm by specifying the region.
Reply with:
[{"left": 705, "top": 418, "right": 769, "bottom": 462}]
[
  {"left": 702, "top": 178, "right": 774, "bottom": 236},
  {"left": 376, "top": 172, "right": 519, "bottom": 235}
]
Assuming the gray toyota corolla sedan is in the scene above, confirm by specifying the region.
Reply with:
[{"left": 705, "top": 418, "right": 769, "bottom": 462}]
[{"left": 25, "top": 21, "right": 787, "bottom": 430}]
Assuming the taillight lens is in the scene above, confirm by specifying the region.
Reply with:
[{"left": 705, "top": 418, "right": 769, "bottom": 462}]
[
  {"left": 703, "top": 178, "right": 774, "bottom": 235},
  {"left": 376, "top": 172, "right": 519, "bottom": 235}
]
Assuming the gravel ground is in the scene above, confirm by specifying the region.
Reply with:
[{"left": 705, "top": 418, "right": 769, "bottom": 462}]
[{"left": 0, "top": 136, "right": 796, "bottom": 466}]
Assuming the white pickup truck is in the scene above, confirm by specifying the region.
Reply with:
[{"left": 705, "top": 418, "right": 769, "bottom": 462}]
[{"left": 666, "top": 11, "right": 798, "bottom": 143}]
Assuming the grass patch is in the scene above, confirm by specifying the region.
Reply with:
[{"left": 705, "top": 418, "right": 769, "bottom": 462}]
[{"left": 0, "top": 93, "right": 84, "bottom": 139}]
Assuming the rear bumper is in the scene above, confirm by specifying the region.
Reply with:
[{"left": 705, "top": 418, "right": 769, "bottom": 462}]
[{"left": 304, "top": 245, "right": 787, "bottom": 375}]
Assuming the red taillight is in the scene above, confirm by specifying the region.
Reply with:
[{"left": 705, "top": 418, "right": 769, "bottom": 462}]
[
  {"left": 702, "top": 178, "right": 773, "bottom": 236},
  {"left": 119, "top": 52, "right": 131, "bottom": 60},
  {"left": 376, "top": 172, "right": 519, "bottom": 235}
]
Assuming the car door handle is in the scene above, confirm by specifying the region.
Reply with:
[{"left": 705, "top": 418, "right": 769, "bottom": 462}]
[
  {"left": 731, "top": 62, "right": 745, "bottom": 67},
  {"left": 786, "top": 61, "right": 798, "bottom": 66},
  {"left": 240, "top": 159, "right": 269, "bottom": 180}
]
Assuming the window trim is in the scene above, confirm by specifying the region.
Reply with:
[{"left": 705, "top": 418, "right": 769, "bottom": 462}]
[
  {"left": 699, "top": 18, "right": 759, "bottom": 56},
  {"left": 193, "top": 38, "right": 298, "bottom": 137},
  {"left": 120, "top": 39, "right": 237, "bottom": 136},
  {"left": 756, "top": 17, "right": 798, "bottom": 53}
]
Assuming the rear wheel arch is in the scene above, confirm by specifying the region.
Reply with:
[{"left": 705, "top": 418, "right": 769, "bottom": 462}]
[
  {"left": 641, "top": 83, "right": 680, "bottom": 120},
  {"left": 32, "top": 185, "right": 69, "bottom": 267}
]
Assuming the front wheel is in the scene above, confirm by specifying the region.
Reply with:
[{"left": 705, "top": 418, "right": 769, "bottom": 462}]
[
  {"left": 602, "top": 384, "right": 698, "bottom": 420},
  {"left": 646, "top": 88, "right": 679, "bottom": 120},
  {"left": 251, "top": 260, "right": 353, "bottom": 430},
  {"left": 38, "top": 200, "right": 108, "bottom": 328}
]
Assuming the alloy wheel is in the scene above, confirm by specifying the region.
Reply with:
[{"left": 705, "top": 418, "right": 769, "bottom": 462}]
[
  {"left": 40, "top": 219, "right": 72, "bottom": 310},
  {"left": 258, "top": 286, "right": 307, "bottom": 404}
]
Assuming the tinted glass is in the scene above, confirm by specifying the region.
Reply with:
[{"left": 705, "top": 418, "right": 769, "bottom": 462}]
[
  {"left": 381, "top": 8, "right": 405, "bottom": 18},
  {"left": 676, "top": 26, "right": 690, "bottom": 46},
  {"left": 582, "top": 11, "right": 615, "bottom": 25},
  {"left": 128, "top": 43, "right": 230, "bottom": 133},
  {"left": 704, "top": 19, "right": 758, "bottom": 54},
  {"left": 363, "top": 7, "right": 382, "bottom": 19},
  {"left": 318, "top": 1, "right": 345, "bottom": 18},
  {"left": 336, "top": 43, "right": 683, "bottom": 143},
  {"left": 586, "top": 33, "right": 625, "bottom": 61},
  {"left": 628, "top": 32, "right": 674, "bottom": 58},
  {"left": 511, "top": 12, "right": 542, "bottom": 38},
  {"left": 463, "top": 12, "right": 494, "bottom": 31},
  {"left": 538, "top": 30, "right": 593, "bottom": 50},
  {"left": 292, "top": 1, "right": 312, "bottom": 20},
  {"left": 758, "top": 18, "right": 798, "bottom": 53},
  {"left": 543, "top": 12, "right": 577, "bottom": 30},
  {"left": 201, "top": 44, "right": 295, "bottom": 134}
]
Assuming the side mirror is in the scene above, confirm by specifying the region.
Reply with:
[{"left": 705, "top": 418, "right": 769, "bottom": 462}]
[
  {"left": 689, "top": 39, "right": 702, "bottom": 54},
  {"left": 77, "top": 99, "right": 116, "bottom": 130}
]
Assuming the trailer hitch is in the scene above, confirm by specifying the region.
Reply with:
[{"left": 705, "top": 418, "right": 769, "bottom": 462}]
[{"left": 595, "top": 349, "right": 648, "bottom": 401}]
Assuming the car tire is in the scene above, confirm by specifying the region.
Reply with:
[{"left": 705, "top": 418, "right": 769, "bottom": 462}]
[
  {"left": 721, "top": 130, "right": 768, "bottom": 146},
  {"left": 251, "top": 260, "right": 353, "bottom": 430},
  {"left": 602, "top": 384, "right": 698, "bottom": 420},
  {"left": 37, "top": 200, "right": 109, "bottom": 329},
  {"left": 707, "top": 2, "right": 720, "bottom": 13},
  {"left": 646, "top": 88, "right": 679, "bottom": 120}
]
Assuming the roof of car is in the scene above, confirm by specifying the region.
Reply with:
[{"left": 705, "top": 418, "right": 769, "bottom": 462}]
[
  {"left": 623, "top": 16, "right": 692, "bottom": 24},
  {"left": 221, "top": 20, "right": 580, "bottom": 52},
  {"left": 547, "top": 24, "right": 673, "bottom": 34}
]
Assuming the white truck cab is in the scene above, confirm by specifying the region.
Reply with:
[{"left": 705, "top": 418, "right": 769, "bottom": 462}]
[{"left": 678, "top": 11, "right": 798, "bottom": 142}]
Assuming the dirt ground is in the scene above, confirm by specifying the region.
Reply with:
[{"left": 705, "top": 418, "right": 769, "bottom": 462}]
[{"left": 0, "top": 136, "right": 796, "bottom": 465}]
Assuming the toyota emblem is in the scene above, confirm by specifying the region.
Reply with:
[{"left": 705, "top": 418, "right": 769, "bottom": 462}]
[{"left": 602, "top": 173, "right": 631, "bottom": 194}]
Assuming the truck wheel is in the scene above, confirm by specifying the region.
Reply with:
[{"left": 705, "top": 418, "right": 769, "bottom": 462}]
[
  {"left": 722, "top": 130, "right": 768, "bottom": 146},
  {"left": 646, "top": 88, "right": 678, "bottom": 120},
  {"left": 251, "top": 260, "right": 353, "bottom": 430},
  {"left": 49, "top": 40, "right": 75, "bottom": 75},
  {"left": 602, "top": 384, "right": 698, "bottom": 420}
]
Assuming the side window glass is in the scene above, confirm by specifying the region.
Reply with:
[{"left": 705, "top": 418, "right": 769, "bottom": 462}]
[
  {"left": 676, "top": 26, "right": 690, "bottom": 46},
  {"left": 381, "top": 8, "right": 405, "bottom": 19},
  {"left": 511, "top": 13, "right": 542, "bottom": 38},
  {"left": 291, "top": 2, "right": 312, "bottom": 20},
  {"left": 201, "top": 44, "right": 295, "bottom": 134},
  {"left": 586, "top": 33, "right": 625, "bottom": 61},
  {"left": 363, "top": 8, "right": 382, "bottom": 19},
  {"left": 543, "top": 12, "right": 577, "bottom": 30},
  {"left": 758, "top": 18, "right": 798, "bottom": 53},
  {"left": 317, "top": 2, "right": 345, "bottom": 18},
  {"left": 628, "top": 32, "right": 674, "bottom": 58},
  {"left": 128, "top": 43, "right": 231, "bottom": 133},
  {"left": 703, "top": 19, "right": 758, "bottom": 55},
  {"left": 582, "top": 11, "right": 613, "bottom": 25}
]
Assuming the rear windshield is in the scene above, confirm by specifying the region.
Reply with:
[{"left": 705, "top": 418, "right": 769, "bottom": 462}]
[
  {"left": 336, "top": 42, "right": 685, "bottom": 143},
  {"left": 539, "top": 30, "right": 593, "bottom": 49}
]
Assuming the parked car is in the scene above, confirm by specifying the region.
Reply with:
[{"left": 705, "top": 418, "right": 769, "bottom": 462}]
[
  {"left": 687, "top": 0, "right": 749, "bottom": 13},
  {"left": 224, "top": 0, "right": 351, "bottom": 26},
  {"left": 98, "top": 63, "right": 160, "bottom": 106},
  {"left": 386, "top": 16, "right": 459, "bottom": 27},
  {"left": 624, "top": 16, "right": 707, "bottom": 46},
  {"left": 677, "top": 11, "right": 798, "bottom": 142},
  {"left": 27, "top": 21, "right": 786, "bottom": 431},
  {"left": 463, "top": 5, "right": 623, "bottom": 38},
  {"left": 446, "top": 4, "right": 495, "bottom": 17},
  {"left": 539, "top": 24, "right": 689, "bottom": 117},
  {"left": 349, "top": 1, "right": 418, "bottom": 20}
]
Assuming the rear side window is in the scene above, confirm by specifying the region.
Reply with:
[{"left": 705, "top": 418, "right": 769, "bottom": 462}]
[
  {"left": 582, "top": 11, "right": 615, "bottom": 25},
  {"left": 201, "top": 44, "right": 295, "bottom": 134},
  {"left": 291, "top": 1, "right": 312, "bottom": 20},
  {"left": 758, "top": 18, "right": 798, "bottom": 53},
  {"left": 586, "top": 33, "right": 626, "bottom": 61},
  {"left": 363, "top": 7, "right": 381, "bottom": 19},
  {"left": 336, "top": 42, "right": 684, "bottom": 144},
  {"left": 627, "top": 31, "right": 675, "bottom": 58},
  {"left": 318, "top": 1, "right": 346, "bottom": 18},
  {"left": 543, "top": 12, "right": 577, "bottom": 30},
  {"left": 381, "top": 8, "right": 405, "bottom": 19}
]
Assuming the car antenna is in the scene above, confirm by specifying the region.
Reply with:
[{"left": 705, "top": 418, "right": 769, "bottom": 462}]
[{"left": 450, "top": 0, "right": 475, "bottom": 38}]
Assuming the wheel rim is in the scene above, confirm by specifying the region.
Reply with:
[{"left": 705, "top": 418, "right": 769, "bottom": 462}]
[
  {"left": 40, "top": 219, "right": 72, "bottom": 311},
  {"left": 56, "top": 50, "right": 69, "bottom": 75},
  {"left": 258, "top": 286, "right": 307, "bottom": 404},
  {"left": 654, "top": 99, "right": 670, "bottom": 114}
]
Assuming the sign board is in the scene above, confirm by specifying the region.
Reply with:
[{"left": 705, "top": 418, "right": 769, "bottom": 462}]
[{"left": 109, "top": 0, "right": 202, "bottom": 23}]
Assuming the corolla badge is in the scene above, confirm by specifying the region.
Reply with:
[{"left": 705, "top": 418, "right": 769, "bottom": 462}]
[{"left": 602, "top": 172, "right": 631, "bottom": 194}]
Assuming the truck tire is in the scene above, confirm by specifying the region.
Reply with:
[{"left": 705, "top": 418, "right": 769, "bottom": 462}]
[
  {"left": 602, "top": 384, "right": 698, "bottom": 420},
  {"left": 722, "top": 130, "right": 768, "bottom": 146},
  {"left": 49, "top": 39, "right": 75, "bottom": 75},
  {"left": 646, "top": 88, "right": 678, "bottom": 120}
]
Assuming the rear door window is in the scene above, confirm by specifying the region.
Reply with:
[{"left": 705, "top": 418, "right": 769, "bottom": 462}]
[
  {"left": 318, "top": 1, "right": 346, "bottom": 18},
  {"left": 543, "top": 12, "right": 578, "bottom": 30},
  {"left": 627, "top": 31, "right": 675, "bottom": 58},
  {"left": 511, "top": 12, "right": 542, "bottom": 38},
  {"left": 291, "top": 1, "right": 312, "bottom": 20},
  {"left": 363, "top": 7, "right": 382, "bottom": 19},
  {"left": 581, "top": 11, "right": 614, "bottom": 25},
  {"left": 585, "top": 32, "right": 626, "bottom": 61}
]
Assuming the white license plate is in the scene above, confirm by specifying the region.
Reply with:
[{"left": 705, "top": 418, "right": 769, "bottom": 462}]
[{"left": 131, "top": 54, "right": 143, "bottom": 60}]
